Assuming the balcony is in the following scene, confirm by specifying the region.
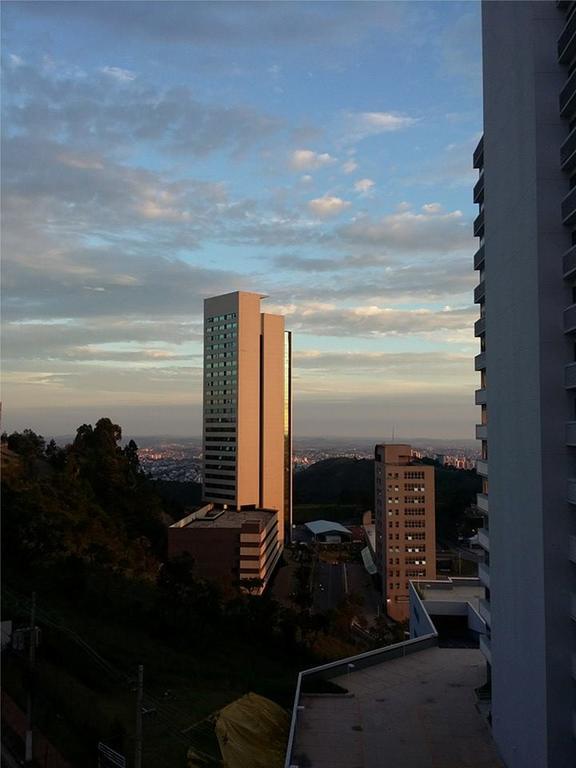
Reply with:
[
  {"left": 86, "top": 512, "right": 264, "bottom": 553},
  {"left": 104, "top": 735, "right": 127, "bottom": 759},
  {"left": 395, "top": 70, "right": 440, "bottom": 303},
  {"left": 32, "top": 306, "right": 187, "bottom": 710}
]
[
  {"left": 478, "top": 561, "right": 490, "bottom": 590},
  {"left": 561, "top": 127, "right": 576, "bottom": 172},
  {"left": 474, "top": 316, "right": 486, "bottom": 337},
  {"left": 473, "top": 136, "right": 484, "bottom": 169},
  {"left": 566, "top": 363, "right": 576, "bottom": 389},
  {"left": 561, "top": 67, "right": 576, "bottom": 118},
  {"left": 558, "top": 7, "right": 576, "bottom": 64},
  {"left": 474, "top": 280, "right": 485, "bottom": 303},
  {"left": 565, "top": 304, "right": 576, "bottom": 333},
  {"left": 478, "top": 597, "right": 491, "bottom": 627},
  {"left": 474, "top": 352, "right": 486, "bottom": 371},
  {"left": 473, "top": 173, "right": 484, "bottom": 205},
  {"left": 476, "top": 459, "right": 488, "bottom": 478},
  {"left": 572, "top": 593, "right": 576, "bottom": 622},
  {"left": 476, "top": 424, "right": 488, "bottom": 440},
  {"left": 562, "top": 186, "right": 576, "bottom": 226},
  {"left": 477, "top": 493, "right": 489, "bottom": 515},
  {"left": 473, "top": 244, "right": 485, "bottom": 271},
  {"left": 563, "top": 244, "right": 576, "bottom": 279},
  {"left": 475, "top": 388, "right": 487, "bottom": 406},
  {"left": 568, "top": 478, "right": 576, "bottom": 504},
  {"left": 567, "top": 422, "right": 576, "bottom": 446},
  {"left": 479, "top": 633, "right": 492, "bottom": 665},
  {"left": 478, "top": 527, "right": 490, "bottom": 552},
  {"left": 473, "top": 209, "right": 485, "bottom": 238},
  {"left": 570, "top": 535, "right": 576, "bottom": 563}
]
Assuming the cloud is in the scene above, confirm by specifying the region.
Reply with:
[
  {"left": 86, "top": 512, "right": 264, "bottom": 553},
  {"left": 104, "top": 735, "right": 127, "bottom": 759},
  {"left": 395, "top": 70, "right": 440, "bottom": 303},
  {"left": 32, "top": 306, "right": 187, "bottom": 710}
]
[
  {"left": 290, "top": 149, "right": 336, "bottom": 171},
  {"left": 406, "top": 136, "right": 479, "bottom": 188},
  {"left": 354, "top": 178, "right": 375, "bottom": 195},
  {"left": 345, "top": 110, "right": 418, "bottom": 142},
  {"left": 308, "top": 195, "right": 351, "bottom": 218},
  {"left": 4, "top": 60, "right": 283, "bottom": 158},
  {"left": 339, "top": 206, "right": 471, "bottom": 252},
  {"left": 295, "top": 349, "right": 473, "bottom": 375},
  {"left": 100, "top": 66, "right": 137, "bottom": 81},
  {"left": 11, "top": 1, "right": 406, "bottom": 49},
  {"left": 341, "top": 159, "right": 358, "bottom": 174},
  {"left": 270, "top": 302, "right": 476, "bottom": 338}
]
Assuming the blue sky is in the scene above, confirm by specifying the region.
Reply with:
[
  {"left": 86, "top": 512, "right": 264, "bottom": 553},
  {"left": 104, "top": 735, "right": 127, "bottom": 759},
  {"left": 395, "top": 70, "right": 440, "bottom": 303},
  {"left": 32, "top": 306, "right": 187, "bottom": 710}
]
[{"left": 1, "top": 1, "right": 482, "bottom": 439}]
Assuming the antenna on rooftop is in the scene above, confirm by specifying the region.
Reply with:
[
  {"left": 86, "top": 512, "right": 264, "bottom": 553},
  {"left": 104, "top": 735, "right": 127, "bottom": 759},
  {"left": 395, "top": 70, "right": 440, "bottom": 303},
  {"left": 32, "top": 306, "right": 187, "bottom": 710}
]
[{"left": 392, "top": 425, "right": 396, "bottom": 443}]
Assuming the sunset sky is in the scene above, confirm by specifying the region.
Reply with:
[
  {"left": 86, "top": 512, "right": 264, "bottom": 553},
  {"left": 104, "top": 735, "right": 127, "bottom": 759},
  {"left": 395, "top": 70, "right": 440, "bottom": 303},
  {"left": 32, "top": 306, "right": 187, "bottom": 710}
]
[{"left": 1, "top": 1, "right": 482, "bottom": 439}]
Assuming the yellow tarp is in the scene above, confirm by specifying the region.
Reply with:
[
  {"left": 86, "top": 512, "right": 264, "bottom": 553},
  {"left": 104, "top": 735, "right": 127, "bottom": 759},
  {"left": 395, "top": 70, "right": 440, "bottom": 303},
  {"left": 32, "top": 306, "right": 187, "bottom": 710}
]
[{"left": 189, "top": 692, "right": 289, "bottom": 768}]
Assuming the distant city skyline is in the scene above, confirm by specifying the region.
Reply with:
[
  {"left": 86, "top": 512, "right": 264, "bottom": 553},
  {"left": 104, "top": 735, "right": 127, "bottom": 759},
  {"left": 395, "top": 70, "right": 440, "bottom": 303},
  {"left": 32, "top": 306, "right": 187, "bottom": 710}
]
[{"left": 2, "top": 1, "right": 482, "bottom": 439}]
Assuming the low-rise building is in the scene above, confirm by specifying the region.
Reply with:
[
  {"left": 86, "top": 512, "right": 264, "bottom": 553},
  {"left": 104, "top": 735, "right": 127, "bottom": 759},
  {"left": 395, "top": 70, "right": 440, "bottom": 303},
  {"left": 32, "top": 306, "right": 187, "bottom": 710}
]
[{"left": 168, "top": 504, "right": 281, "bottom": 594}]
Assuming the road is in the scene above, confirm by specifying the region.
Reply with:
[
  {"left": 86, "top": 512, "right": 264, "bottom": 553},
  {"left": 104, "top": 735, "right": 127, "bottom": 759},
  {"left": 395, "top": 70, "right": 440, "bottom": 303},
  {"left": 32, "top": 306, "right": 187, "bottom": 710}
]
[
  {"left": 345, "top": 562, "right": 382, "bottom": 621},
  {"left": 313, "top": 561, "right": 345, "bottom": 612}
]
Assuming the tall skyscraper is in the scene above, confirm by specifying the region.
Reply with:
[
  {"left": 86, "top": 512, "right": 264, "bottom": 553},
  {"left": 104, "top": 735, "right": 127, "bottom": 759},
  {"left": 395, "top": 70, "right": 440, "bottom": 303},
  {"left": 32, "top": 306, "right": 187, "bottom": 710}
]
[
  {"left": 474, "top": 3, "right": 575, "bottom": 765},
  {"left": 169, "top": 291, "right": 291, "bottom": 594},
  {"left": 203, "top": 291, "right": 292, "bottom": 543},
  {"left": 374, "top": 444, "right": 436, "bottom": 622}
]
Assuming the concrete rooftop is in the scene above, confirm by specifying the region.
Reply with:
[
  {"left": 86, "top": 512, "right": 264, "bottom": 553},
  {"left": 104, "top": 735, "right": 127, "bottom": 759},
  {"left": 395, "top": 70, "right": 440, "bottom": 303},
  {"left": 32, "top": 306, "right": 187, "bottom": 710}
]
[
  {"left": 291, "top": 647, "right": 503, "bottom": 768},
  {"left": 419, "top": 580, "right": 485, "bottom": 612}
]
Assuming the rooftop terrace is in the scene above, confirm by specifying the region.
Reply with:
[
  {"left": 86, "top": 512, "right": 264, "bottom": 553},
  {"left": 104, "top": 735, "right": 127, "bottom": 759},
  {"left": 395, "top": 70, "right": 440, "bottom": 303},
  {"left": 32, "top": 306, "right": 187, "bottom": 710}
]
[
  {"left": 290, "top": 646, "right": 502, "bottom": 768},
  {"left": 170, "top": 504, "right": 275, "bottom": 530}
]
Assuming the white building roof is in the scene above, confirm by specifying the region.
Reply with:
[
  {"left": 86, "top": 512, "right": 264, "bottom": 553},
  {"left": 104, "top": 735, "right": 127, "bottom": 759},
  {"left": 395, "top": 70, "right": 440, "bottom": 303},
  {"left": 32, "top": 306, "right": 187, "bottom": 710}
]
[{"left": 304, "top": 520, "right": 351, "bottom": 537}]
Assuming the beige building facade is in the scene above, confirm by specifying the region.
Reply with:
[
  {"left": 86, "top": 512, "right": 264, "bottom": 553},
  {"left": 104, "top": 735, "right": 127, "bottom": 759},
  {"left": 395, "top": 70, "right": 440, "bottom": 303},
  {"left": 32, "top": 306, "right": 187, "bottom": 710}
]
[
  {"left": 374, "top": 444, "right": 436, "bottom": 622},
  {"left": 199, "top": 291, "right": 292, "bottom": 589}
]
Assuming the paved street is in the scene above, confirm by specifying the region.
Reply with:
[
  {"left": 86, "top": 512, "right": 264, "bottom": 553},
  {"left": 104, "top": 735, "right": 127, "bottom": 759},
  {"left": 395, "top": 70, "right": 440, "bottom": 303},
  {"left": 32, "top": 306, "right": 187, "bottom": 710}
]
[
  {"left": 313, "top": 561, "right": 345, "bottom": 612},
  {"left": 346, "top": 562, "right": 382, "bottom": 621}
]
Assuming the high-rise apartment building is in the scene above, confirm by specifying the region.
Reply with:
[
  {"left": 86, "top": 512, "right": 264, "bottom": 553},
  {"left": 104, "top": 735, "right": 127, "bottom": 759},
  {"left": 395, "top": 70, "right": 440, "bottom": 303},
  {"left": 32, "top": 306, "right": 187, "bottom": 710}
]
[
  {"left": 203, "top": 290, "right": 292, "bottom": 528},
  {"left": 170, "top": 291, "right": 291, "bottom": 593},
  {"left": 374, "top": 444, "right": 436, "bottom": 622},
  {"left": 474, "top": 3, "right": 576, "bottom": 765}
]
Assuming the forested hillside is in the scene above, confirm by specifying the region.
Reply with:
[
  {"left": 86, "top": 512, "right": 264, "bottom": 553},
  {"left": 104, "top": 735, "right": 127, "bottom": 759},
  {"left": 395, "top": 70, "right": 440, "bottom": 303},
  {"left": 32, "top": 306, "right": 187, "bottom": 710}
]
[
  {"left": 1, "top": 420, "right": 310, "bottom": 767},
  {"left": 294, "top": 456, "right": 480, "bottom": 541}
]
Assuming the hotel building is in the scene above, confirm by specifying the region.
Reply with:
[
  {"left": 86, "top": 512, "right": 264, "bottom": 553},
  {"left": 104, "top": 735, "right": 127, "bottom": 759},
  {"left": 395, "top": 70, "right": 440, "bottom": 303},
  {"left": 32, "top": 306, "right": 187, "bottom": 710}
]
[
  {"left": 474, "top": 2, "right": 576, "bottom": 765},
  {"left": 170, "top": 291, "right": 292, "bottom": 593},
  {"left": 374, "top": 444, "right": 436, "bottom": 622}
]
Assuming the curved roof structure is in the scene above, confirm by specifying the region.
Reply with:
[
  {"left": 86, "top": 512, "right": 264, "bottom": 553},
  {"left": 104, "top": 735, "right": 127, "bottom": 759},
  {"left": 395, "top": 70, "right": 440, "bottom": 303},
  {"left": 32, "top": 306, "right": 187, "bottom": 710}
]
[{"left": 304, "top": 520, "right": 351, "bottom": 537}]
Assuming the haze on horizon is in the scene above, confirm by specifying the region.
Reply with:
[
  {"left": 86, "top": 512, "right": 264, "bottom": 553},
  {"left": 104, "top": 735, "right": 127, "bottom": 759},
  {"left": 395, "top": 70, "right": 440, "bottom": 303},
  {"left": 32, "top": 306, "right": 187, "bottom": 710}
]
[{"left": 1, "top": 1, "right": 482, "bottom": 441}]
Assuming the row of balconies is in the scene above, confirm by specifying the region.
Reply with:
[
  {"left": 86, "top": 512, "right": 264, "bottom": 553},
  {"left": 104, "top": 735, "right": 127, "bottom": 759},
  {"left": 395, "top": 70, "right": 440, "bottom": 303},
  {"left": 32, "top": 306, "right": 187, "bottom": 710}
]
[
  {"left": 477, "top": 493, "right": 489, "bottom": 515},
  {"left": 562, "top": 185, "right": 576, "bottom": 226},
  {"left": 564, "top": 303, "right": 576, "bottom": 333},
  {"left": 473, "top": 209, "right": 485, "bottom": 238},
  {"left": 473, "top": 244, "right": 485, "bottom": 271},
  {"left": 479, "top": 632, "right": 492, "bottom": 665},
  {"left": 478, "top": 597, "right": 491, "bottom": 626},
  {"left": 475, "top": 388, "right": 487, "bottom": 405},
  {"left": 560, "top": 65, "right": 576, "bottom": 119},
  {"left": 474, "top": 352, "right": 486, "bottom": 371},
  {"left": 473, "top": 172, "right": 484, "bottom": 205},
  {"left": 559, "top": 4, "right": 576, "bottom": 64},
  {"left": 561, "top": 126, "right": 576, "bottom": 172},
  {"left": 473, "top": 136, "right": 484, "bottom": 169},
  {"left": 478, "top": 560, "right": 490, "bottom": 589},
  {"left": 478, "top": 526, "right": 490, "bottom": 551},
  {"left": 474, "top": 280, "right": 485, "bottom": 304},
  {"left": 476, "top": 459, "right": 488, "bottom": 478}
]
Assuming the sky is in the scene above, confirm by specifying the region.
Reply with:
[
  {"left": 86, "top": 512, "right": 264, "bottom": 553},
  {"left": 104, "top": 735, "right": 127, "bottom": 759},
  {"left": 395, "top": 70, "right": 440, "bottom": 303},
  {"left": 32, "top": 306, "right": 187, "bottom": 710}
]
[{"left": 1, "top": 1, "right": 483, "bottom": 440}]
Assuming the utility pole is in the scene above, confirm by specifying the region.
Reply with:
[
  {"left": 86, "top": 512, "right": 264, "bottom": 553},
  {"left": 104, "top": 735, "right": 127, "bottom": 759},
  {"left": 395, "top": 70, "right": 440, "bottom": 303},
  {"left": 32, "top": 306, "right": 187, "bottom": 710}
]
[
  {"left": 134, "top": 664, "right": 144, "bottom": 768},
  {"left": 25, "top": 592, "right": 36, "bottom": 764}
]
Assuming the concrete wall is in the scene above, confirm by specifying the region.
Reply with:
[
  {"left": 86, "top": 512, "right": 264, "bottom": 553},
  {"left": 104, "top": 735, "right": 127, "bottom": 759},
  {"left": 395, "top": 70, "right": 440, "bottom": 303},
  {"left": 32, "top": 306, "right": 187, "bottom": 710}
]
[{"left": 482, "top": 3, "right": 574, "bottom": 765}]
